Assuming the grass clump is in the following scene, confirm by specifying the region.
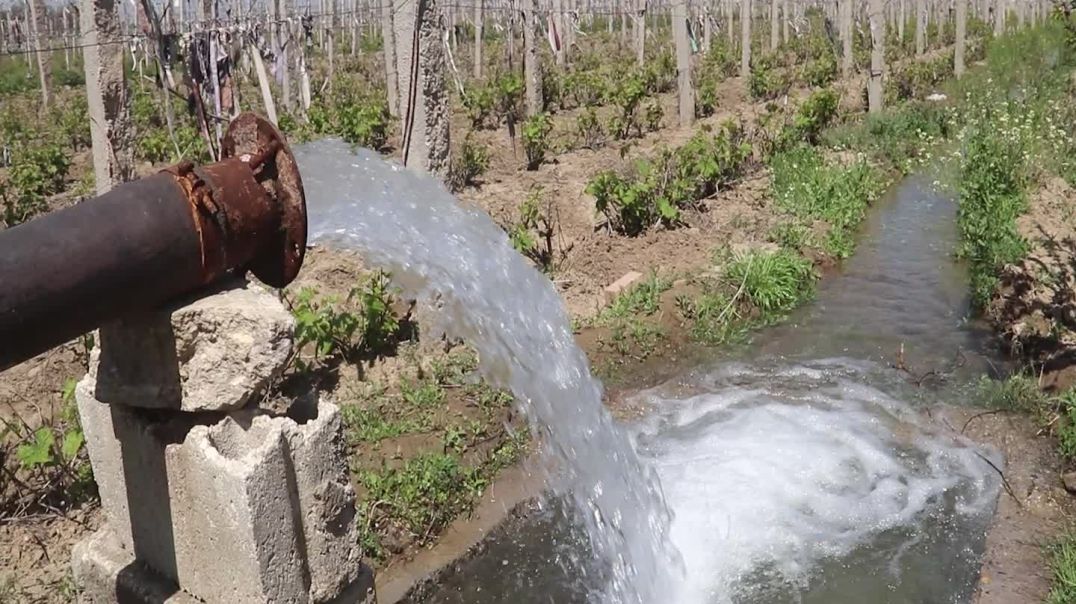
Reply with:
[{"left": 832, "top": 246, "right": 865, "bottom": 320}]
[
  {"left": 1047, "top": 532, "right": 1076, "bottom": 604},
  {"left": 600, "top": 273, "right": 671, "bottom": 320},
  {"left": 725, "top": 249, "right": 816, "bottom": 315},
  {"left": 679, "top": 248, "right": 816, "bottom": 345},
  {"left": 594, "top": 273, "right": 672, "bottom": 358},
  {"left": 976, "top": 374, "right": 1046, "bottom": 413},
  {"left": 770, "top": 145, "right": 884, "bottom": 258}
]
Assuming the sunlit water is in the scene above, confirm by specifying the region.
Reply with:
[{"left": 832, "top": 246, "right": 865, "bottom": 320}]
[
  {"left": 294, "top": 142, "right": 1002, "bottom": 603},
  {"left": 295, "top": 140, "right": 683, "bottom": 603}
]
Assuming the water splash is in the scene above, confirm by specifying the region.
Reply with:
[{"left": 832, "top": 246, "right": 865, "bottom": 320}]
[
  {"left": 637, "top": 359, "right": 1001, "bottom": 603},
  {"left": 294, "top": 140, "right": 684, "bottom": 602}
]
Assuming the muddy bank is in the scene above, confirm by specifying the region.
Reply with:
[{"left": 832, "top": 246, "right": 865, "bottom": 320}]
[
  {"left": 986, "top": 177, "right": 1076, "bottom": 389},
  {"left": 934, "top": 406, "right": 1075, "bottom": 603}
]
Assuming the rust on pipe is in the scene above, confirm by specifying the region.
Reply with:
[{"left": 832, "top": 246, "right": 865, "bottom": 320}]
[{"left": 0, "top": 113, "right": 307, "bottom": 371}]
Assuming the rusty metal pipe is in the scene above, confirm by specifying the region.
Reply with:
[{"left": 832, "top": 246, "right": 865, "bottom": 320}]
[{"left": 0, "top": 114, "right": 307, "bottom": 371}]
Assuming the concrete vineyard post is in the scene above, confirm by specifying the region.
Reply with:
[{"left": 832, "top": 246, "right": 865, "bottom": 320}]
[
  {"left": 81, "top": 0, "right": 133, "bottom": 195},
  {"left": 28, "top": 0, "right": 50, "bottom": 108},
  {"left": 474, "top": 0, "right": 483, "bottom": 79},
  {"left": 740, "top": 0, "right": 751, "bottom": 77},
  {"left": 636, "top": 0, "right": 646, "bottom": 66},
  {"left": 769, "top": 0, "right": 778, "bottom": 51},
  {"left": 383, "top": 0, "right": 399, "bottom": 117},
  {"left": 523, "top": 0, "right": 542, "bottom": 116},
  {"left": 955, "top": 0, "right": 966, "bottom": 77},
  {"left": 673, "top": 0, "right": 694, "bottom": 126},
  {"left": 915, "top": 0, "right": 925, "bottom": 55},
  {"left": 840, "top": 0, "right": 853, "bottom": 76},
  {"left": 868, "top": 0, "right": 885, "bottom": 114},
  {"left": 395, "top": 0, "right": 451, "bottom": 174}
]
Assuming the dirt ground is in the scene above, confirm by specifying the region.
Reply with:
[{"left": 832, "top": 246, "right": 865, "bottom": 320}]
[
  {"left": 457, "top": 74, "right": 870, "bottom": 319},
  {"left": 986, "top": 176, "right": 1076, "bottom": 390},
  {"left": 933, "top": 406, "right": 1076, "bottom": 603}
]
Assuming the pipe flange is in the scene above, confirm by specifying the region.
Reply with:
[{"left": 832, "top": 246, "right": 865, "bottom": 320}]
[{"left": 221, "top": 113, "right": 307, "bottom": 288}]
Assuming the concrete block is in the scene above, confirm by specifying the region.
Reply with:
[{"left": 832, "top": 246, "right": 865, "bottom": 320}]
[
  {"left": 72, "top": 528, "right": 199, "bottom": 604},
  {"left": 604, "top": 271, "right": 644, "bottom": 303},
  {"left": 76, "top": 379, "right": 370, "bottom": 603},
  {"left": 284, "top": 401, "right": 365, "bottom": 601},
  {"left": 91, "top": 279, "right": 294, "bottom": 412}
]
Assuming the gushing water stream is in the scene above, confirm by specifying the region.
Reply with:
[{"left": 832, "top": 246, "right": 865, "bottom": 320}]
[
  {"left": 294, "top": 141, "right": 1002, "bottom": 603},
  {"left": 296, "top": 140, "right": 683, "bottom": 602}
]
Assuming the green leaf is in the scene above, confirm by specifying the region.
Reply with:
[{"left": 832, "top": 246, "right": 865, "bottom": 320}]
[
  {"left": 61, "top": 378, "right": 78, "bottom": 403},
  {"left": 17, "top": 428, "right": 56, "bottom": 468},
  {"left": 61, "top": 430, "right": 85, "bottom": 461}
]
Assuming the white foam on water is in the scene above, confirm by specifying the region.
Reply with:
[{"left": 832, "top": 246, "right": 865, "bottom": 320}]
[{"left": 634, "top": 361, "right": 1001, "bottom": 603}]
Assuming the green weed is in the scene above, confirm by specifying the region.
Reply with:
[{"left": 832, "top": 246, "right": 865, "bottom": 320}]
[
  {"left": 522, "top": 113, "right": 553, "bottom": 170},
  {"left": 600, "top": 273, "right": 671, "bottom": 320},
  {"left": 288, "top": 271, "right": 402, "bottom": 367},
  {"left": 724, "top": 249, "right": 816, "bottom": 315},
  {"left": 975, "top": 374, "right": 1045, "bottom": 412},
  {"left": 508, "top": 188, "right": 559, "bottom": 271},
  {"left": 447, "top": 135, "right": 490, "bottom": 192},
  {"left": 1047, "top": 531, "right": 1076, "bottom": 604},
  {"left": 770, "top": 145, "right": 883, "bottom": 258}
]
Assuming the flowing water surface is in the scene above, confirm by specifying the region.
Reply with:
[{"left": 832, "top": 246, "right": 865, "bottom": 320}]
[{"left": 294, "top": 141, "right": 1002, "bottom": 603}]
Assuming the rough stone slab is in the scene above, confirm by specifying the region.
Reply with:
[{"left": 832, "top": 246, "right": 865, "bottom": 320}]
[
  {"left": 91, "top": 279, "right": 294, "bottom": 412},
  {"left": 604, "top": 271, "right": 644, "bottom": 303},
  {"left": 71, "top": 528, "right": 199, "bottom": 604},
  {"left": 76, "top": 380, "right": 368, "bottom": 603}
]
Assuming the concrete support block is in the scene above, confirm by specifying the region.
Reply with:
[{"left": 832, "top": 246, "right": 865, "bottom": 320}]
[
  {"left": 76, "top": 380, "right": 373, "bottom": 603},
  {"left": 91, "top": 279, "right": 295, "bottom": 412},
  {"left": 72, "top": 528, "right": 199, "bottom": 604}
]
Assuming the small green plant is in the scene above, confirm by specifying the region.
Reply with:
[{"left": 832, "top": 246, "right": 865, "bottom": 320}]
[
  {"left": 494, "top": 73, "right": 525, "bottom": 125},
  {"left": 643, "top": 99, "right": 664, "bottom": 132},
  {"left": 355, "top": 271, "right": 401, "bottom": 354},
  {"left": 724, "top": 249, "right": 816, "bottom": 315},
  {"left": 359, "top": 453, "right": 486, "bottom": 555},
  {"left": 508, "top": 188, "right": 559, "bottom": 271},
  {"left": 2, "top": 143, "right": 70, "bottom": 226},
  {"left": 768, "top": 221, "right": 813, "bottom": 250},
  {"left": 288, "top": 271, "right": 401, "bottom": 367},
  {"left": 587, "top": 123, "right": 752, "bottom": 236},
  {"left": 956, "top": 123, "right": 1030, "bottom": 307},
  {"left": 1, "top": 397, "right": 95, "bottom": 516},
  {"left": 462, "top": 84, "right": 496, "bottom": 129},
  {"left": 401, "top": 380, "right": 446, "bottom": 409},
  {"left": 447, "top": 135, "right": 490, "bottom": 192},
  {"left": 1047, "top": 531, "right": 1076, "bottom": 604},
  {"left": 337, "top": 100, "right": 390, "bottom": 149},
  {"left": 783, "top": 89, "right": 839, "bottom": 147},
  {"left": 749, "top": 55, "right": 791, "bottom": 101},
  {"left": 600, "top": 273, "right": 671, "bottom": 320},
  {"left": 976, "top": 374, "right": 1045, "bottom": 412},
  {"left": 802, "top": 52, "right": 838, "bottom": 88},
  {"left": 696, "top": 78, "right": 719, "bottom": 117},
  {"left": 607, "top": 71, "right": 649, "bottom": 139},
  {"left": 576, "top": 108, "right": 606, "bottom": 150},
  {"left": 522, "top": 113, "right": 553, "bottom": 170},
  {"left": 290, "top": 288, "right": 360, "bottom": 365}
]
